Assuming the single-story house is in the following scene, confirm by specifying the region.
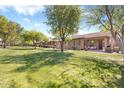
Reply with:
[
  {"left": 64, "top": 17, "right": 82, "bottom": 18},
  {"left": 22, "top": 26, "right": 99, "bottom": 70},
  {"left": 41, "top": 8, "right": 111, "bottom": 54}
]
[{"left": 48, "top": 32, "right": 118, "bottom": 50}]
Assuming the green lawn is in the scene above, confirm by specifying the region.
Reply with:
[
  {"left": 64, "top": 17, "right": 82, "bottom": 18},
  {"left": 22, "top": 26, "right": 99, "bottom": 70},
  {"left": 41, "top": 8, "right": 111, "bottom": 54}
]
[{"left": 0, "top": 47, "right": 124, "bottom": 88}]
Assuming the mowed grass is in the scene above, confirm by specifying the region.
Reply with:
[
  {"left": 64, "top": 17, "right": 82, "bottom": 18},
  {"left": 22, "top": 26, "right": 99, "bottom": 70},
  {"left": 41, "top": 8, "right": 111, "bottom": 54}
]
[{"left": 0, "top": 47, "right": 124, "bottom": 88}]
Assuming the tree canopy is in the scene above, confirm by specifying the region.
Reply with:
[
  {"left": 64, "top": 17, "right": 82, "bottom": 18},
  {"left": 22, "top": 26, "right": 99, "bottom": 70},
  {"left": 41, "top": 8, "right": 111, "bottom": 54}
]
[
  {"left": 45, "top": 5, "right": 82, "bottom": 51},
  {"left": 21, "top": 30, "right": 48, "bottom": 48},
  {"left": 0, "top": 15, "right": 48, "bottom": 48},
  {"left": 0, "top": 16, "right": 24, "bottom": 48},
  {"left": 86, "top": 6, "right": 124, "bottom": 44},
  {"left": 85, "top": 5, "right": 124, "bottom": 60}
]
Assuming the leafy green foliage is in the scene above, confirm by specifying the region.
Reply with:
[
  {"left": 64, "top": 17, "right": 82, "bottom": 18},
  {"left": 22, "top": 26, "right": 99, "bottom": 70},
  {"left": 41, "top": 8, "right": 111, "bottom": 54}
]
[
  {"left": 85, "top": 5, "right": 124, "bottom": 60},
  {"left": 0, "top": 16, "right": 23, "bottom": 47},
  {"left": 21, "top": 30, "right": 48, "bottom": 47},
  {"left": 45, "top": 5, "right": 82, "bottom": 51},
  {"left": 0, "top": 16, "right": 8, "bottom": 47},
  {"left": 0, "top": 16, "right": 8, "bottom": 33},
  {"left": 7, "top": 21, "right": 23, "bottom": 45},
  {"left": 85, "top": 6, "right": 124, "bottom": 47}
]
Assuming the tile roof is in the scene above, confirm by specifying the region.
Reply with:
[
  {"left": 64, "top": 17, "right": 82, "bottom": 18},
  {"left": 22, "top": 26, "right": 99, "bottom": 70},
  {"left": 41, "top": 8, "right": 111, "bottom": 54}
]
[
  {"left": 72, "top": 32, "right": 111, "bottom": 39},
  {"left": 49, "top": 32, "right": 111, "bottom": 42}
]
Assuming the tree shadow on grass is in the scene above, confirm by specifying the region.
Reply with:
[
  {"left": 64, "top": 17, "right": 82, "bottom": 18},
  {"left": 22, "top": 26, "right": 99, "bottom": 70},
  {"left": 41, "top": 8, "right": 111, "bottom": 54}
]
[
  {"left": 11, "top": 48, "right": 35, "bottom": 50},
  {"left": 117, "top": 65, "right": 124, "bottom": 88},
  {"left": 10, "top": 47, "right": 35, "bottom": 50},
  {"left": 0, "top": 50, "right": 73, "bottom": 73},
  {"left": 81, "top": 56, "right": 124, "bottom": 88}
]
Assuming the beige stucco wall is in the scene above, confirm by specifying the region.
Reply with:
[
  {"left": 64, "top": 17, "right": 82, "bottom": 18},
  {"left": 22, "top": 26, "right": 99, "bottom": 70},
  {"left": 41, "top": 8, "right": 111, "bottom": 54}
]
[
  {"left": 80, "top": 39, "right": 84, "bottom": 49},
  {"left": 49, "top": 35, "right": 118, "bottom": 50},
  {"left": 104, "top": 37, "right": 109, "bottom": 47},
  {"left": 109, "top": 36, "right": 118, "bottom": 49}
]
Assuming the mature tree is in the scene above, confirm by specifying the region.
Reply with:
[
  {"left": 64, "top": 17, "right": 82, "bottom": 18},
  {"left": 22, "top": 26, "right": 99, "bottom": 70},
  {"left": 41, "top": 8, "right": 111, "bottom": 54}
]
[
  {"left": 0, "top": 16, "right": 8, "bottom": 48},
  {"left": 21, "top": 30, "right": 47, "bottom": 49},
  {"left": 21, "top": 31, "right": 31, "bottom": 46},
  {"left": 45, "top": 5, "right": 82, "bottom": 52},
  {"left": 85, "top": 5, "right": 124, "bottom": 58},
  {"left": 0, "top": 16, "right": 23, "bottom": 48},
  {"left": 42, "top": 35, "right": 48, "bottom": 42},
  {"left": 30, "top": 31, "right": 43, "bottom": 49},
  {"left": 7, "top": 21, "right": 23, "bottom": 46}
]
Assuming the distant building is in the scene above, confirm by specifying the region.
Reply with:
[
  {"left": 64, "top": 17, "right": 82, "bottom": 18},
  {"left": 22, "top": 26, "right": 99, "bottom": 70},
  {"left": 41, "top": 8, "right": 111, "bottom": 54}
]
[{"left": 48, "top": 32, "right": 118, "bottom": 50}]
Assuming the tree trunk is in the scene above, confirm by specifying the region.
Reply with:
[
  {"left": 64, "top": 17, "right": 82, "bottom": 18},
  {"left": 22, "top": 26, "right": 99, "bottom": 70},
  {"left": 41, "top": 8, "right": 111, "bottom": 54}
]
[
  {"left": 121, "top": 24, "right": 124, "bottom": 62},
  {"left": 35, "top": 46, "right": 36, "bottom": 49},
  {"left": 3, "top": 34, "right": 7, "bottom": 48},
  {"left": 60, "top": 40, "right": 64, "bottom": 52},
  {"left": 3, "top": 41, "right": 6, "bottom": 48},
  {"left": 34, "top": 43, "right": 37, "bottom": 49},
  {"left": 33, "top": 41, "right": 37, "bottom": 49},
  {"left": 122, "top": 39, "right": 124, "bottom": 62}
]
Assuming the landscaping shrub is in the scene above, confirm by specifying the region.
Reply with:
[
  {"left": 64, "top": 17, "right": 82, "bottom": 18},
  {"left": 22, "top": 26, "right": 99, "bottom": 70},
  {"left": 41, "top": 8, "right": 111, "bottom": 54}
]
[
  {"left": 113, "top": 47, "right": 120, "bottom": 53},
  {"left": 105, "top": 45, "right": 112, "bottom": 53},
  {"left": 72, "top": 46, "right": 76, "bottom": 50}
]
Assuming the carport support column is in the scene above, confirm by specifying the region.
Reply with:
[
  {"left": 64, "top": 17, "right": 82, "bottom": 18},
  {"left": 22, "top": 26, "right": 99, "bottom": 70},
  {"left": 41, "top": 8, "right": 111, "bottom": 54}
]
[
  {"left": 96, "top": 40, "right": 99, "bottom": 50},
  {"left": 80, "top": 39, "right": 84, "bottom": 50},
  {"left": 104, "top": 37, "right": 109, "bottom": 48}
]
